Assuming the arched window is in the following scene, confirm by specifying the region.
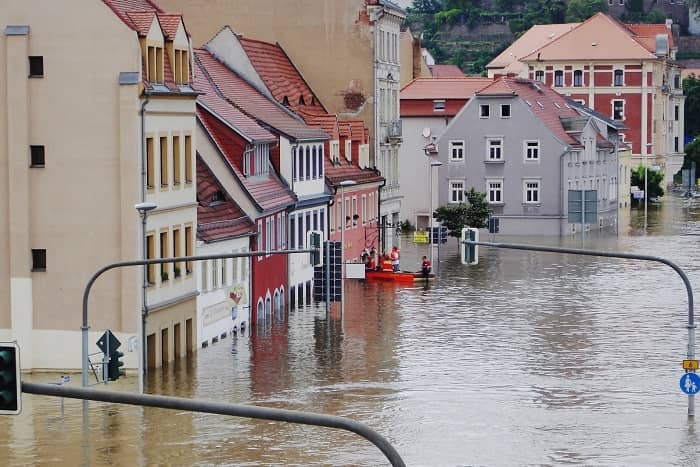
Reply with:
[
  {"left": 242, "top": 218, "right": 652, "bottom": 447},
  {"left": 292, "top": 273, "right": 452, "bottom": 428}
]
[
  {"left": 274, "top": 289, "right": 283, "bottom": 321},
  {"left": 312, "top": 146, "right": 317, "bottom": 179},
  {"left": 305, "top": 146, "right": 311, "bottom": 180},
  {"left": 614, "top": 69, "right": 623, "bottom": 86},
  {"left": 256, "top": 299, "right": 264, "bottom": 323},
  {"left": 573, "top": 70, "right": 583, "bottom": 87}
]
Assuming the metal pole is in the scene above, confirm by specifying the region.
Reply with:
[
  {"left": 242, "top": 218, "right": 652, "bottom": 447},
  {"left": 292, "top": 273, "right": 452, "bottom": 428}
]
[
  {"left": 81, "top": 249, "right": 319, "bottom": 389},
  {"left": 23, "top": 382, "right": 406, "bottom": 467},
  {"left": 463, "top": 239, "right": 696, "bottom": 416},
  {"left": 429, "top": 164, "right": 434, "bottom": 267},
  {"left": 140, "top": 211, "right": 147, "bottom": 394},
  {"left": 325, "top": 239, "right": 330, "bottom": 314},
  {"left": 644, "top": 147, "right": 648, "bottom": 232}
]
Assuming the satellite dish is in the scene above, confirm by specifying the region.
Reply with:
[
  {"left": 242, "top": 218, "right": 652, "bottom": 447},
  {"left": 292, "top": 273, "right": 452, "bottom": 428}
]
[{"left": 422, "top": 127, "right": 431, "bottom": 138}]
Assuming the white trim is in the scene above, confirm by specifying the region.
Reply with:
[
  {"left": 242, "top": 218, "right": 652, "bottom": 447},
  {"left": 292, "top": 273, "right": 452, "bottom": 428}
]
[
  {"left": 500, "top": 104, "right": 511, "bottom": 119},
  {"left": 523, "top": 140, "right": 540, "bottom": 163},
  {"left": 522, "top": 179, "right": 541, "bottom": 204},
  {"left": 486, "top": 137, "right": 504, "bottom": 161},
  {"left": 479, "top": 104, "right": 490, "bottom": 119},
  {"left": 449, "top": 179, "right": 465, "bottom": 203},
  {"left": 486, "top": 178, "right": 504, "bottom": 204},
  {"left": 449, "top": 140, "right": 465, "bottom": 162}
]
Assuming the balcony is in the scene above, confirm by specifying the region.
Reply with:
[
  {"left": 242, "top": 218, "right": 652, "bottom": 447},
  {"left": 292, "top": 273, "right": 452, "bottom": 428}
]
[{"left": 387, "top": 120, "right": 402, "bottom": 143}]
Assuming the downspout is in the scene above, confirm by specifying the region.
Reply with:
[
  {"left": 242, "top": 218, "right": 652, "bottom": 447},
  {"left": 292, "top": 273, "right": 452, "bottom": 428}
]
[
  {"left": 139, "top": 97, "right": 149, "bottom": 386},
  {"left": 378, "top": 177, "right": 385, "bottom": 251},
  {"left": 559, "top": 146, "right": 569, "bottom": 236},
  {"left": 140, "top": 98, "right": 150, "bottom": 202}
]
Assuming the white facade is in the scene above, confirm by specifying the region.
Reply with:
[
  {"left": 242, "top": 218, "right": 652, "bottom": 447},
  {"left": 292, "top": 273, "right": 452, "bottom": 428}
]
[{"left": 196, "top": 239, "right": 250, "bottom": 347}]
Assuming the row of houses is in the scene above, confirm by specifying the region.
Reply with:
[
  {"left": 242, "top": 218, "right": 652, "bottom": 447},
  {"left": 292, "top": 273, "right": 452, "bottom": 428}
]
[
  {"left": 0, "top": 0, "right": 409, "bottom": 371},
  {"left": 399, "top": 12, "right": 685, "bottom": 236}
]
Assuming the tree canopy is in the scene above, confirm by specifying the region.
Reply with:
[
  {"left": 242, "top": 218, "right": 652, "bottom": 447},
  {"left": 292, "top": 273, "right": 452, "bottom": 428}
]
[
  {"left": 684, "top": 75, "right": 700, "bottom": 139},
  {"left": 565, "top": 0, "right": 608, "bottom": 22},
  {"left": 433, "top": 188, "right": 489, "bottom": 242},
  {"left": 631, "top": 164, "right": 665, "bottom": 201}
]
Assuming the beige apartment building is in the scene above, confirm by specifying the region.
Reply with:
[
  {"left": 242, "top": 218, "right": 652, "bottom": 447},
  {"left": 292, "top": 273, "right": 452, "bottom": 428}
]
[
  {"left": 1, "top": 0, "right": 197, "bottom": 371},
  {"left": 159, "top": 0, "right": 410, "bottom": 250}
]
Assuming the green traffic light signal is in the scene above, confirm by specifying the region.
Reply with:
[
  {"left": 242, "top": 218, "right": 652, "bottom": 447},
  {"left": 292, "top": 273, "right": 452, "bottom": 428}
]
[
  {"left": 0, "top": 343, "right": 21, "bottom": 415},
  {"left": 108, "top": 350, "right": 125, "bottom": 381}
]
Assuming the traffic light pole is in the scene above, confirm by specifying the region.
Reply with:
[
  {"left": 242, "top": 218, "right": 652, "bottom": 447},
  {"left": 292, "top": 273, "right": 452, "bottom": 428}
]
[
  {"left": 81, "top": 249, "right": 319, "bottom": 390},
  {"left": 21, "top": 381, "right": 406, "bottom": 467},
  {"left": 463, "top": 239, "right": 696, "bottom": 416}
]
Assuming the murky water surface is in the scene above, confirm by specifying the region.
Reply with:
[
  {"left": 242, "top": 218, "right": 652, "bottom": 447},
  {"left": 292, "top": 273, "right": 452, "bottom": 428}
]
[{"left": 4, "top": 197, "right": 700, "bottom": 466}]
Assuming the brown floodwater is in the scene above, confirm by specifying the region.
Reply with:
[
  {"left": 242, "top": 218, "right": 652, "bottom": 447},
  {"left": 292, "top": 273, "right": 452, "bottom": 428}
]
[{"left": 3, "top": 196, "right": 700, "bottom": 466}]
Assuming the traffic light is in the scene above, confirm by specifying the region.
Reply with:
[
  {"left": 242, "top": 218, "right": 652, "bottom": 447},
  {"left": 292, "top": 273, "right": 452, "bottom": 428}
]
[
  {"left": 307, "top": 230, "right": 323, "bottom": 267},
  {"left": 0, "top": 342, "right": 21, "bottom": 415},
  {"left": 108, "top": 347, "right": 125, "bottom": 381},
  {"left": 461, "top": 227, "right": 479, "bottom": 266}
]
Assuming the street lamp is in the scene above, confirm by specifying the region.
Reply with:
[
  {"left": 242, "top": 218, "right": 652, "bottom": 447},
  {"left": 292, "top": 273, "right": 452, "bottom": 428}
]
[
  {"left": 135, "top": 201, "right": 156, "bottom": 394},
  {"left": 340, "top": 180, "right": 357, "bottom": 302},
  {"left": 429, "top": 160, "right": 443, "bottom": 268},
  {"left": 645, "top": 143, "right": 652, "bottom": 232}
]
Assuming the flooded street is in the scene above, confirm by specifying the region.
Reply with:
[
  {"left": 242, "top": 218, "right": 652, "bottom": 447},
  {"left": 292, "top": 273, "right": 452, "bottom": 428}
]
[{"left": 4, "top": 197, "right": 700, "bottom": 466}]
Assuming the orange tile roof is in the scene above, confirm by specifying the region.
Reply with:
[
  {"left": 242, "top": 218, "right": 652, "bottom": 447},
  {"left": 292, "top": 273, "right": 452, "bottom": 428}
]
[
  {"left": 195, "top": 48, "right": 328, "bottom": 142},
  {"left": 625, "top": 23, "right": 674, "bottom": 50},
  {"left": 123, "top": 11, "right": 155, "bottom": 36},
  {"left": 198, "top": 107, "right": 296, "bottom": 213},
  {"left": 197, "top": 155, "right": 255, "bottom": 242},
  {"left": 521, "top": 13, "right": 658, "bottom": 62},
  {"left": 478, "top": 78, "right": 581, "bottom": 146},
  {"left": 238, "top": 36, "right": 327, "bottom": 116},
  {"left": 194, "top": 59, "right": 276, "bottom": 142},
  {"left": 428, "top": 64, "right": 465, "bottom": 78},
  {"left": 487, "top": 23, "right": 579, "bottom": 71},
  {"left": 156, "top": 13, "right": 182, "bottom": 40},
  {"left": 401, "top": 77, "right": 493, "bottom": 100}
]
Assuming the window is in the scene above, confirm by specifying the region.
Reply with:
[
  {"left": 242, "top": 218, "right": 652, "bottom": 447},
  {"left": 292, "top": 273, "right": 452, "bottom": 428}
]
[
  {"left": 523, "top": 180, "right": 540, "bottom": 204},
  {"left": 480, "top": 104, "right": 490, "bottom": 118},
  {"left": 500, "top": 104, "right": 511, "bottom": 118},
  {"left": 487, "top": 180, "right": 503, "bottom": 204},
  {"left": 612, "top": 100, "right": 624, "bottom": 120},
  {"left": 147, "top": 234, "right": 155, "bottom": 284},
  {"left": 160, "top": 136, "right": 168, "bottom": 187},
  {"left": 573, "top": 70, "right": 583, "bottom": 87},
  {"left": 352, "top": 197, "right": 358, "bottom": 227},
  {"left": 305, "top": 146, "right": 311, "bottom": 180},
  {"left": 619, "top": 0, "right": 624, "bottom": 5},
  {"left": 257, "top": 220, "right": 263, "bottom": 260},
  {"left": 675, "top": 137, "right": 680, "bottom": 153},
  {"left": 30, "top": 145, "right": 45, "bottom": 167},
  {"left": 292, "top": 147, "right": 297, "bottom": 180},
  {"left": 173, "top": 228, "right": 182, "bottom": 278},
  {"left": 554, "top": 70, "right": 563, "bottom": 87},
  {"left": 146, "top": 46, "right": 164, "bottom": 83},
  {"left": 330, "top": 141, "right": 340, "bottom": 165},
  {"left": 614, "top": 69, "right": 623, "bottom": 86},
  {"left": 675, "top": 105, "right": 679, "bottom": 121},
  {"left": 608, "top": 0, "right": 613, "bottom": 4},
  {"left": 172, "top": 135, "right": 181, "bottom": 185},
  {"left": 185, "top": 135, "right": 192, "bottom": 183},
  {"left": 290, "top": 215, "right": 296, "bottom": 249},
  {"left": 185, "top": 226, "right": 193, "bottom": 273},
  {"left": 174, "top": 49, "right": 189, "bottom": 85},
  {"left": 146, "top": 137, "right": 155, "bottom": 189},
  {"left": 524, "top": 140, "right": 540, "bottom": 162},
  {"left": 362, "top": 195, "right": 367, "bottom": 225},
  {"left": 312, "top": 146, "right": 317, "bottom": 179},
  {"left": 535, "top": 70, "right": 544, "bottom": 82},
  {"left": 28, "top": 56, "right": 43, "bottom": 77},
  {"left": 449, "top": 180, "right": 465, "bottom": 203},
  {"left": 317, "top": 146, "right": 324, "bottom": 178},
  {"left": 298, "top": 213, "right": 304, "bottom": 250},
  {"left": 674, "top": 74, "right": 681, "bottom": 89},
  {"left": 487, "top": 138, "right": 503, "bottom": 161},
  {"left": 221, "top": 258, "right": 227, "bottom": 286},
  {"left": 252, "top": 143, "right": 270, "bottom": 176},
  {"left": 31, "top": 249, "right": 46, "bottom": 271},
  {"left": 159, "top": 231, "right": 169, "bottom": 282},
  {"left": 156, "top": 47, "right": 164, "bottom": 83},
  {"left": 449, "top": 140, "right": 464, "bottom": 161},
  {"left": 433, "top": 100, "right": 445, "bottom": 112},
  {"left": 320, "top": 210, "right": 324, "bottom": 235}
]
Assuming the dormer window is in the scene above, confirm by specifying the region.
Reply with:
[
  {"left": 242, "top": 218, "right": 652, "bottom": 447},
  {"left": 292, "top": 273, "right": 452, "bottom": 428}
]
[
  {"left": 331, "top": 141, "right": 340, "bottom": 165},
  {"left": 146, "top": 45, "right": 164, "bottom": 83},
  {"left": 209, "top": 190, "right": 225, "bottom": 206},
  {"left": 245, "top": 143, "right": 270, "bottom": 177},
  {"left": 282, "top": 96, "right": 290, "bottom": 106},
  {"left": 299, "top": 96, "right": 305, "bottom": 105},
  {"left": 174, "top": 48, "right": 189, "bottom": 85}
]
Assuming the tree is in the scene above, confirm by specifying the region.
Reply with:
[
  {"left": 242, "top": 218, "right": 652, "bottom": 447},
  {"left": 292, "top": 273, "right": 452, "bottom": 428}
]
[
  {"left": 682, "top": 138, "right": 700, "bottom": 171},
  {"left": 433, "top": 188, "right": 489, "bottom": 243},
  {"left": 684, "top": 75, "right": 700, "bottom": 139},
  {"left": 409, "top": 0, "right": 443, "bottom": 14},
  {"left": 565, "top": 0, "right": 608, "bottom": 22},
  {"left": 689, "top": 1, "right": 700, "bottom": 20},
  {"left": 630, "top": 164, "right": 665, "bottom": 201}
]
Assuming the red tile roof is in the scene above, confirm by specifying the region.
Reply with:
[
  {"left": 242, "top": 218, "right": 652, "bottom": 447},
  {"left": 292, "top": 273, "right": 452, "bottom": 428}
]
[
  {"left": 197, "top": 155, "right": 255, "bottom": 242},
  {"left": 197, "top": 106, "right": 296, "bottom": 213},
  {"left": 156, "top": 13, "right": 182, "bottom": 40},
  {"left": 401, "top": 77, "right": 493, "bottom": 100},
  {"left": 625, "top": 23, "right": 674, "bottom": 50},
  {"left": 123, "top": 11, "right": 155, "bottom": 36},
  {"left": 194, "top": 59, "right": 276, "bottom": 142},
  {"left": 478, "top": 78, "right": 581, "bottom": 146},
  {"left": 238, "top": 37, "right": 327, "bottom": 116},
  {"left": 325, "top": 158, "right": 383, "bottom": 186},
  {"left": 195, "top": 48, "right": 328, "bottom": 142},
  {"left": 429, "top": 64, "right": 465, "bottom": 78}
]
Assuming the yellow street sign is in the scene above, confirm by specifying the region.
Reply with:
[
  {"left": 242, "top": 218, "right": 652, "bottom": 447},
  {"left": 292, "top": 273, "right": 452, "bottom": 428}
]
[
  {"left": 413, "top": 232, "right": 429, "bottom": 244},
  {"left": 683, "top": 360, "right": 699, "bottom": 370}
]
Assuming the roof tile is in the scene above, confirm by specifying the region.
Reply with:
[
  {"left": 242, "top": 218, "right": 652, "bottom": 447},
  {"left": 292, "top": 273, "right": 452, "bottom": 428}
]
[
  {"left": 401, "top": 77, "right": 493, "bottom": 100},
  {"left": 428, "top": 64, "right": 465, "bottom": 78}
]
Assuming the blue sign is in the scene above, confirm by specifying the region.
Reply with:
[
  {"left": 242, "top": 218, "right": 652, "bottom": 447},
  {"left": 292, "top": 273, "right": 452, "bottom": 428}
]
[{"left": 680, "top": 372, "right": 700, "bottom": 395}]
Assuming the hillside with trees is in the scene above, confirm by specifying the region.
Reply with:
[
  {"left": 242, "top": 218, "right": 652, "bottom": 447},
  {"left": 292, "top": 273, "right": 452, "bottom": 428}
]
[{"left": 407, "top": 0, "right": 674, "bottom": 76}]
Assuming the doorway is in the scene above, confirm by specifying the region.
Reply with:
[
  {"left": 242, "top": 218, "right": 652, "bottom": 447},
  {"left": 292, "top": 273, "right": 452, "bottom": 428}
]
[
  {"left": 161, "top": 327, "right": 169, "bottom": 366},
  {"left": 174, "top": 322, "right": 181, "bottom": 359}
]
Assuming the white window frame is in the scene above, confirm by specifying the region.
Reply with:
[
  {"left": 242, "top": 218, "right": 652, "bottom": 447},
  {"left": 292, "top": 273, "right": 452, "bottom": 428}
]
[
  {"left": 573, "top": 69, "right": 583, "bottom": 87},
  {"left": 612, "top": 99, "right": 624, "bottom": 121},
  {"left": 257, "top": 220, "right": 263, "bottom": 261},
  {"left": 523, "top": 179, "right": 540, "bottom": 204},
  {"left": 487, "top": 179, "right": 503, "bottom": 204},
  {"left": 500, "top": 104, "right": 511, "bottom": 118},
  {"left": 433, "top": 99, "right": 445, "bottom": 112},
  {"left": 613, "top": 69, "right": 624, "bottom": 87},
  {"left": 524, "top": 140, "right": 540, "bottom": 162},
  {"left": 449, "top": 140, "right": 465, "bottom": 162},
  {"left": 486, "top": 138, "right": 503, "bottom": 161},
  {"left": 535, "top": 70, "right": 544, "bottom": 82},
  {"left": 479, "top": 104, "right": 490, "bottom": 118},
  {"left": 362, "top": 195, "right": 367, "bottom": 225},
  {"left": 554, "top": 70, "right": 563, "bottom": 87},
  {"left": 449, "top": 180, "right": 465, "bottom": 204}
]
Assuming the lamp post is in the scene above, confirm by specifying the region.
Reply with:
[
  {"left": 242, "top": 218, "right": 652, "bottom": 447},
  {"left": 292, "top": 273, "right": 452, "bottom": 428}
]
[
  {"left": 339, "top": 180, "right": 357, "bottom": 281},
  {"left": 644, "top": 143, "right": 652, "bottom": 233},
  {"left": 429, "top": 160, "right": 443, "bottom": 268},
  {"left": 135, "top": 201, "right": 156, "bottom": 394}
]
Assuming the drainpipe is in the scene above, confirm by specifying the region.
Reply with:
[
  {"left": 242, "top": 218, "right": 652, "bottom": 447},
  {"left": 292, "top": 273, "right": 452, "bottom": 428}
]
[
  {"left": 139, "top": 97, "right": 149, "bottom": 392},
  {"left": 140, "top": 98, "right": 150, "bottom": 202},
  {"left": 378, "top": 176, "right": 385, "bottom": 252}
]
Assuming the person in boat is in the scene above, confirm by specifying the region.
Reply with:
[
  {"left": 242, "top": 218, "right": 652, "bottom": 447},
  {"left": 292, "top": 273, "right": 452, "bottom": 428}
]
[
  {"left": 390, "top": 246, "right": 400, "bottom": 272},
  {"left": 420, "top": 255, "right": 432, "bottom": 277},
  {"left": 381, "top": 252, "right": 393, "bottom": 272}
]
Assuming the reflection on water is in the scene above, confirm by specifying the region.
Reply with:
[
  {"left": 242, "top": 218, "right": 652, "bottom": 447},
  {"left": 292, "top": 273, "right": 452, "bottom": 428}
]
[{"left": 3, "top": 196, "right": 700, "bottom": 466}]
